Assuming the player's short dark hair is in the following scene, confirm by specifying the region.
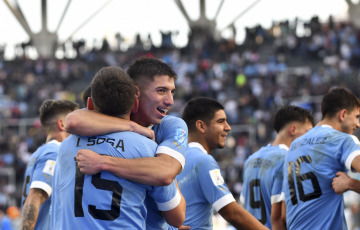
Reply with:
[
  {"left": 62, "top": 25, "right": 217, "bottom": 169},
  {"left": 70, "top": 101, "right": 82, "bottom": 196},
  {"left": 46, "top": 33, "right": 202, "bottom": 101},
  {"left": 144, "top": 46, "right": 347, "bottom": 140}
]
[
  {"left": 182, "top": 97, "right": 224, "bottom": 132},
  {"left": 274, "top": 105, "right": 314, "bottom": 133},
  {"left": 91, "top": 66, "right": 135, "bottom": 116},
  {"left": 321, "top": 87, "right": 360, "bottom": 119},
  {"left": 127, "top": 57, "right": 177, "bottom": 84},
  {"left": 82, "top": 86, "right": 91, "bottom": 107},
  {"left": 39, "top": 99, "right": 79, "bottom": 131}
]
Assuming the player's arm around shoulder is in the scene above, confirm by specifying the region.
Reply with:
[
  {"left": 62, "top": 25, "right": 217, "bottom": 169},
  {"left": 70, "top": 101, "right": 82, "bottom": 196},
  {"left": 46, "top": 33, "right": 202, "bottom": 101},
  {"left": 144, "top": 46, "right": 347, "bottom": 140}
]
[
  {"left": 21, "top": 188, "right": 49, "bottom": 230},
  {"left": 333, "top": 153, "right": 360, "bottom": 194},
  {"left": 218, "top": 201, "right": 269, "bottom": 230},
  {"left": 65, "top": 109, "right": 154, "bottom": 139}
]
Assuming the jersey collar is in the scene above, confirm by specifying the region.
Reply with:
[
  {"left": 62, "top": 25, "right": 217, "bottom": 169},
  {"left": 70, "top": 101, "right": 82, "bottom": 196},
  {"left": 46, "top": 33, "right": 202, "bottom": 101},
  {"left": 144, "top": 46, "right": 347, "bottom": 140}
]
[
  {"left": 319, "top": 124, "right": 333, "bottom": 129},
  {"left": 278, "top": 144, "right": 289, "bottom": 151},
  {"left": 188, "top": 142, "right": 208, "bottom": 154},
  {"left": 47, "top": 140, "right": 61, "bottom": 146}
]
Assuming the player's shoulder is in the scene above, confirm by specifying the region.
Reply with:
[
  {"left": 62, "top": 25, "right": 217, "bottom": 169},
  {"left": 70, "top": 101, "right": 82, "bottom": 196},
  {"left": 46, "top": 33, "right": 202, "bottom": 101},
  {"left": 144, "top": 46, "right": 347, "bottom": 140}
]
[
  {"left": 110, "top": 130, "right": 155, "bottom": 142},
  {"left": 159, "top": 115, "right": 187, "bottom": 128},
  {"left": 187, "top": 144, "right": 213, "bottom": 161},
  {"left": 37, "top": 140, "right": 61, "bottom": 156}
]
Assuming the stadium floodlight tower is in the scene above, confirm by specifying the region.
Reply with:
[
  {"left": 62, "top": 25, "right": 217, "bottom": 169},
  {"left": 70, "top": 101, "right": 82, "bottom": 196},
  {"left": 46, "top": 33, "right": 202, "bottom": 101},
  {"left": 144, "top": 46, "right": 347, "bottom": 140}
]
[
  {"left": 174, "top": 0, "right": 261, "bottom": 44},
  {"left": 346, "top": 0, "right": 360, "bottom": 28},
  {"left": 3, "top": 0, "right": 112, "bottom": 59}
]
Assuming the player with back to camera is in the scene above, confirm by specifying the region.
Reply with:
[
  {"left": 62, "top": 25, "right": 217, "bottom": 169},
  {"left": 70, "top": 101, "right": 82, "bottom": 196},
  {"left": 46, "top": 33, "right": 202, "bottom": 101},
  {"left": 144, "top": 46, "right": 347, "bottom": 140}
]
[
  {"left": 283, "top": 87, "right": 360, "bottom": 230},
  {"left": 240, "top": 105, "right": 314, "bottom": 230},
  {"left": 65, "top": 57, "right": 188, "bottom": 229},
  {"left": 21, "top": 99, "right": 78, "bottom": 230},
  {"left": 54, "top": 66, "right": 185, "bottom": 229}
]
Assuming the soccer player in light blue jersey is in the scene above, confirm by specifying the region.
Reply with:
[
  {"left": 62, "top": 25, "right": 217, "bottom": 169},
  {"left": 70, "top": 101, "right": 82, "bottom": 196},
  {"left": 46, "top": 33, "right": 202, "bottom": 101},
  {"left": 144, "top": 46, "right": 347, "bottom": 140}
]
[
  {"left": 284, "top": 87, "right": 360, "bottom": 230},
  {"left": 20, "top": 99, "right": 78, "bottom": 230},
  {"left": 54, "top": 66, "right": 185, "bottom": 229},
  {"left": 67, "top": 57, "right": 187, "bottom": 185},
  {"left": 66, "top": 57, "right": 188, "bottom": 229},
  {"left": 240, "top": 105, "right": 314, "bottom": 230},
  {"left": 177, "top": 97, "right": 268, "bottom": 230}
]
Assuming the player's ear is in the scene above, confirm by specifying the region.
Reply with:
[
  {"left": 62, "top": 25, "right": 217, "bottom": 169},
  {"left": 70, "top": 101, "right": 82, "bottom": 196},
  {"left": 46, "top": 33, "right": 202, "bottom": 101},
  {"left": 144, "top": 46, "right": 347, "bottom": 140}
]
[
  {"left": 195, "top": 120, "right": 206, "bottom": 134},
  {"left": 131, "top": 95, "right": 139, "bottom": 114},
  {"left": 57, "top": 119, "right": 66, "bottom": 131},
  {"left": 289, "top": 123, "right": 296, "bottom": 136},
  {"left": 87, "top": 97, "right": 94, "bottom": 110},
  {"left": 135, "top": 85, "right": 140, "bottom": 98},
  {"left": 338, "top": 109, "right": 347, "bottom": 122}
]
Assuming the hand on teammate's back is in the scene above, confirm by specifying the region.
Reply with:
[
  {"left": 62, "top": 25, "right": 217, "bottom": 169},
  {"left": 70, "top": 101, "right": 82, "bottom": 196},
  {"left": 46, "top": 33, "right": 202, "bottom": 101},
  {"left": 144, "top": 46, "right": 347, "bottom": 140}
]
[
  {"left": 75, "top": 149, "right": 103, "bottom": 175},
  {"left": 332, "top": 171, "right": 352, "bottom": 195}
]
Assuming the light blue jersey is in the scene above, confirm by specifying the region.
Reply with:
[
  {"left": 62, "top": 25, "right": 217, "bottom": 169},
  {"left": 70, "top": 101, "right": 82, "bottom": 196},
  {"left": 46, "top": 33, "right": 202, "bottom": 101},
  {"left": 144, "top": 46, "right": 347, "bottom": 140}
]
[
  {"left": 54, "top": 132, "right": 180, "bottom": 230},
  {"left": 284, "top": 125, "right": 360, "bottom": 230},
  {"left": 146, "top": 115, "right": 188, "bottom": 230},
  {"left": 175, "top": 142, "right": 235, "bottom": 230},
  {"left": 240, "top": 144, "right": 287, "bottom": 229},
  {"left": 50, "top": 158, "right": 61, "bottom": 230},
  {"left": 153, "top": 115, "right": 188, "bottom": 168},
  {"left": 21, "top": 140, "right": 59, "bottom": 230}
]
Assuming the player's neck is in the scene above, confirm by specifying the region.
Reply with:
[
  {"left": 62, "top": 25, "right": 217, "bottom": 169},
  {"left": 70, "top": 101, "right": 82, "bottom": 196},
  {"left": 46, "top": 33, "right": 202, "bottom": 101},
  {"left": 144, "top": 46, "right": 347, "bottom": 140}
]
[
  {"left": 188, "top": 134, "right": 211, "bottom": 153},
  {"left": 46, "top": 132, "right": 66, "bottom": 143},
  {"left": 131, "top": 113, "right": 152, "bottom": 127},
  {"left": 272, "top": 134, "right": 290, "bottom": 148},
  {"left": 317, "top": 119, "right": 340, "bottom": 131}
]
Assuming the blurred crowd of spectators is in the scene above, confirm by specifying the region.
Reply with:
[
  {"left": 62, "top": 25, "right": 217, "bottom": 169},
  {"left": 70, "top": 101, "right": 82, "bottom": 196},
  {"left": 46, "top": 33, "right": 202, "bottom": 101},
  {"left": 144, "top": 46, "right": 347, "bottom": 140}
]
[{"left": 1, "top": 15, "right": 360, "bottom": 228}]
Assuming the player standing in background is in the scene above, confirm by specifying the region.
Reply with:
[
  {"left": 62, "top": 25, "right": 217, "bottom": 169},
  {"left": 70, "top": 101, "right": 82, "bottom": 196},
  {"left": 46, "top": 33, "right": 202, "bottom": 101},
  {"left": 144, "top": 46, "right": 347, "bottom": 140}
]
[
  {"left": 20, "top": 99, "right": 78, "bottom": 230},
  {"left": 240, "top": 105, "right": 314, "bottom": 229},
  {"left": 176, "top": 97, "right": 269, "bottom": 230},
  {"left": 283, "top": 87, "right": 360, "bottom": 229},
  {"left": 65, "top": 57, "right": 188, "bottom": 229},
  {"left": 55, "top": 66, "right": 185, "bottom": 229}
]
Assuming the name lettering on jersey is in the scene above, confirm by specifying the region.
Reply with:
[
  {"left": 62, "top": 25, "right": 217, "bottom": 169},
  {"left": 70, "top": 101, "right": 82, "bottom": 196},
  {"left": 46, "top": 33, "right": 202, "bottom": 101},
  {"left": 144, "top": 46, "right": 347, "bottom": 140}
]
[
  {"left": 291, "top": 136, "right": 327, "bottom": 150},
  {"left": 173, "top": 128, "right": 187, "bottom": 149},
  {"left": 209, "top": 169, "right": 225, "bottom": 186},
  {"left": 78, "top": 137, "right": 125, "bottom": 151},
  {"left": 247, "top": 158, "right": 273, "bottom": 169}
]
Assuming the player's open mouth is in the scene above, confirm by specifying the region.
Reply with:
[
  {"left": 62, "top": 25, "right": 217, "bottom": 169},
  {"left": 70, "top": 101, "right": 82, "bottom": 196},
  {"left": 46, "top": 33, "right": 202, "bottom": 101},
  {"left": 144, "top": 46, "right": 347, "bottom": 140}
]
[{"left": 157, "top": 108, "right": 168, "bottom": 115}]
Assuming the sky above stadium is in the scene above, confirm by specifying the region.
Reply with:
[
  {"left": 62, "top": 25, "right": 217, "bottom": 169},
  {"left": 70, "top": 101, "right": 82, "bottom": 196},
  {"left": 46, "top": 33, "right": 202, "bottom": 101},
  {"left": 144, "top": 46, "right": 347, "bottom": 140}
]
[{"left": 0, "top": 0, "right": 350, "bottom": 59}]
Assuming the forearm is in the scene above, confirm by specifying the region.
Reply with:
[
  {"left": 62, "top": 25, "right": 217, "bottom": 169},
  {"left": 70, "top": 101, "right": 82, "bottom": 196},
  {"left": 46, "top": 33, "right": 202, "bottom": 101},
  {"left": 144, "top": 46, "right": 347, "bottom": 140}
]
[
  {"left": 347, "top": 178, "right": 360, "bottom": 194},
  {"left": 20, "top": 189, "right": 47, "bottom": 230},
  {"left": 100, "top": 154, "right": 181, "bottom": 186},
  {"left": 219, "top": 202, "right": 269, "bottom": 230},
  {"left": 272, "top": 219, "right": 287, "bottom": 230},
  {"left": 162, "top": 180, "right": 186, "bottom": 227},
  {"left": 271, "top": 202, "right": 286, "bottom": 230},
  {"left": 65, "top": 109, "right": 136, "bottom": 136},
  {"left": 21, "top": 203, "right": 39, "bottom": 230}
]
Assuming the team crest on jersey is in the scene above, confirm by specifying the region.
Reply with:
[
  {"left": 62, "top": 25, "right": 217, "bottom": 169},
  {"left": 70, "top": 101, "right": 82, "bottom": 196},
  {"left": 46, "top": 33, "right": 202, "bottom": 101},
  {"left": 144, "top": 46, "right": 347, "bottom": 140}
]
[
  {"left": 209, "top": 169, "right": 225, "bottom": 186},
  {"left": 173, "top": 128, "right": 187, "bottom": 149}
]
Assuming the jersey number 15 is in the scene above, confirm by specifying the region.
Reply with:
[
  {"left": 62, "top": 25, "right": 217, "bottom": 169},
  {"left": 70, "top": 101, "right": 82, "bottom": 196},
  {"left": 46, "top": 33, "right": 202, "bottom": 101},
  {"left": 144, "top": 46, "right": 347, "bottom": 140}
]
[{"left": 74, "top": 162, "right": 123, "bottom": 220}]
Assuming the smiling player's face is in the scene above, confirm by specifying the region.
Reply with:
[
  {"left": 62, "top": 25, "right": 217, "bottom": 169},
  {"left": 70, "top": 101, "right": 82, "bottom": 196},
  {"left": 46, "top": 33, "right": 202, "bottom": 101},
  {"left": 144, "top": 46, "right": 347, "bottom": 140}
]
[
  {"left": 134, "top": 75, "right": 175, "bottom": 127},
  {"left": 205, "top": 109, "right": 231, "bottom": 151},
  {"left": 341, "top": 107, "right": 360, "bottom": 134}
]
